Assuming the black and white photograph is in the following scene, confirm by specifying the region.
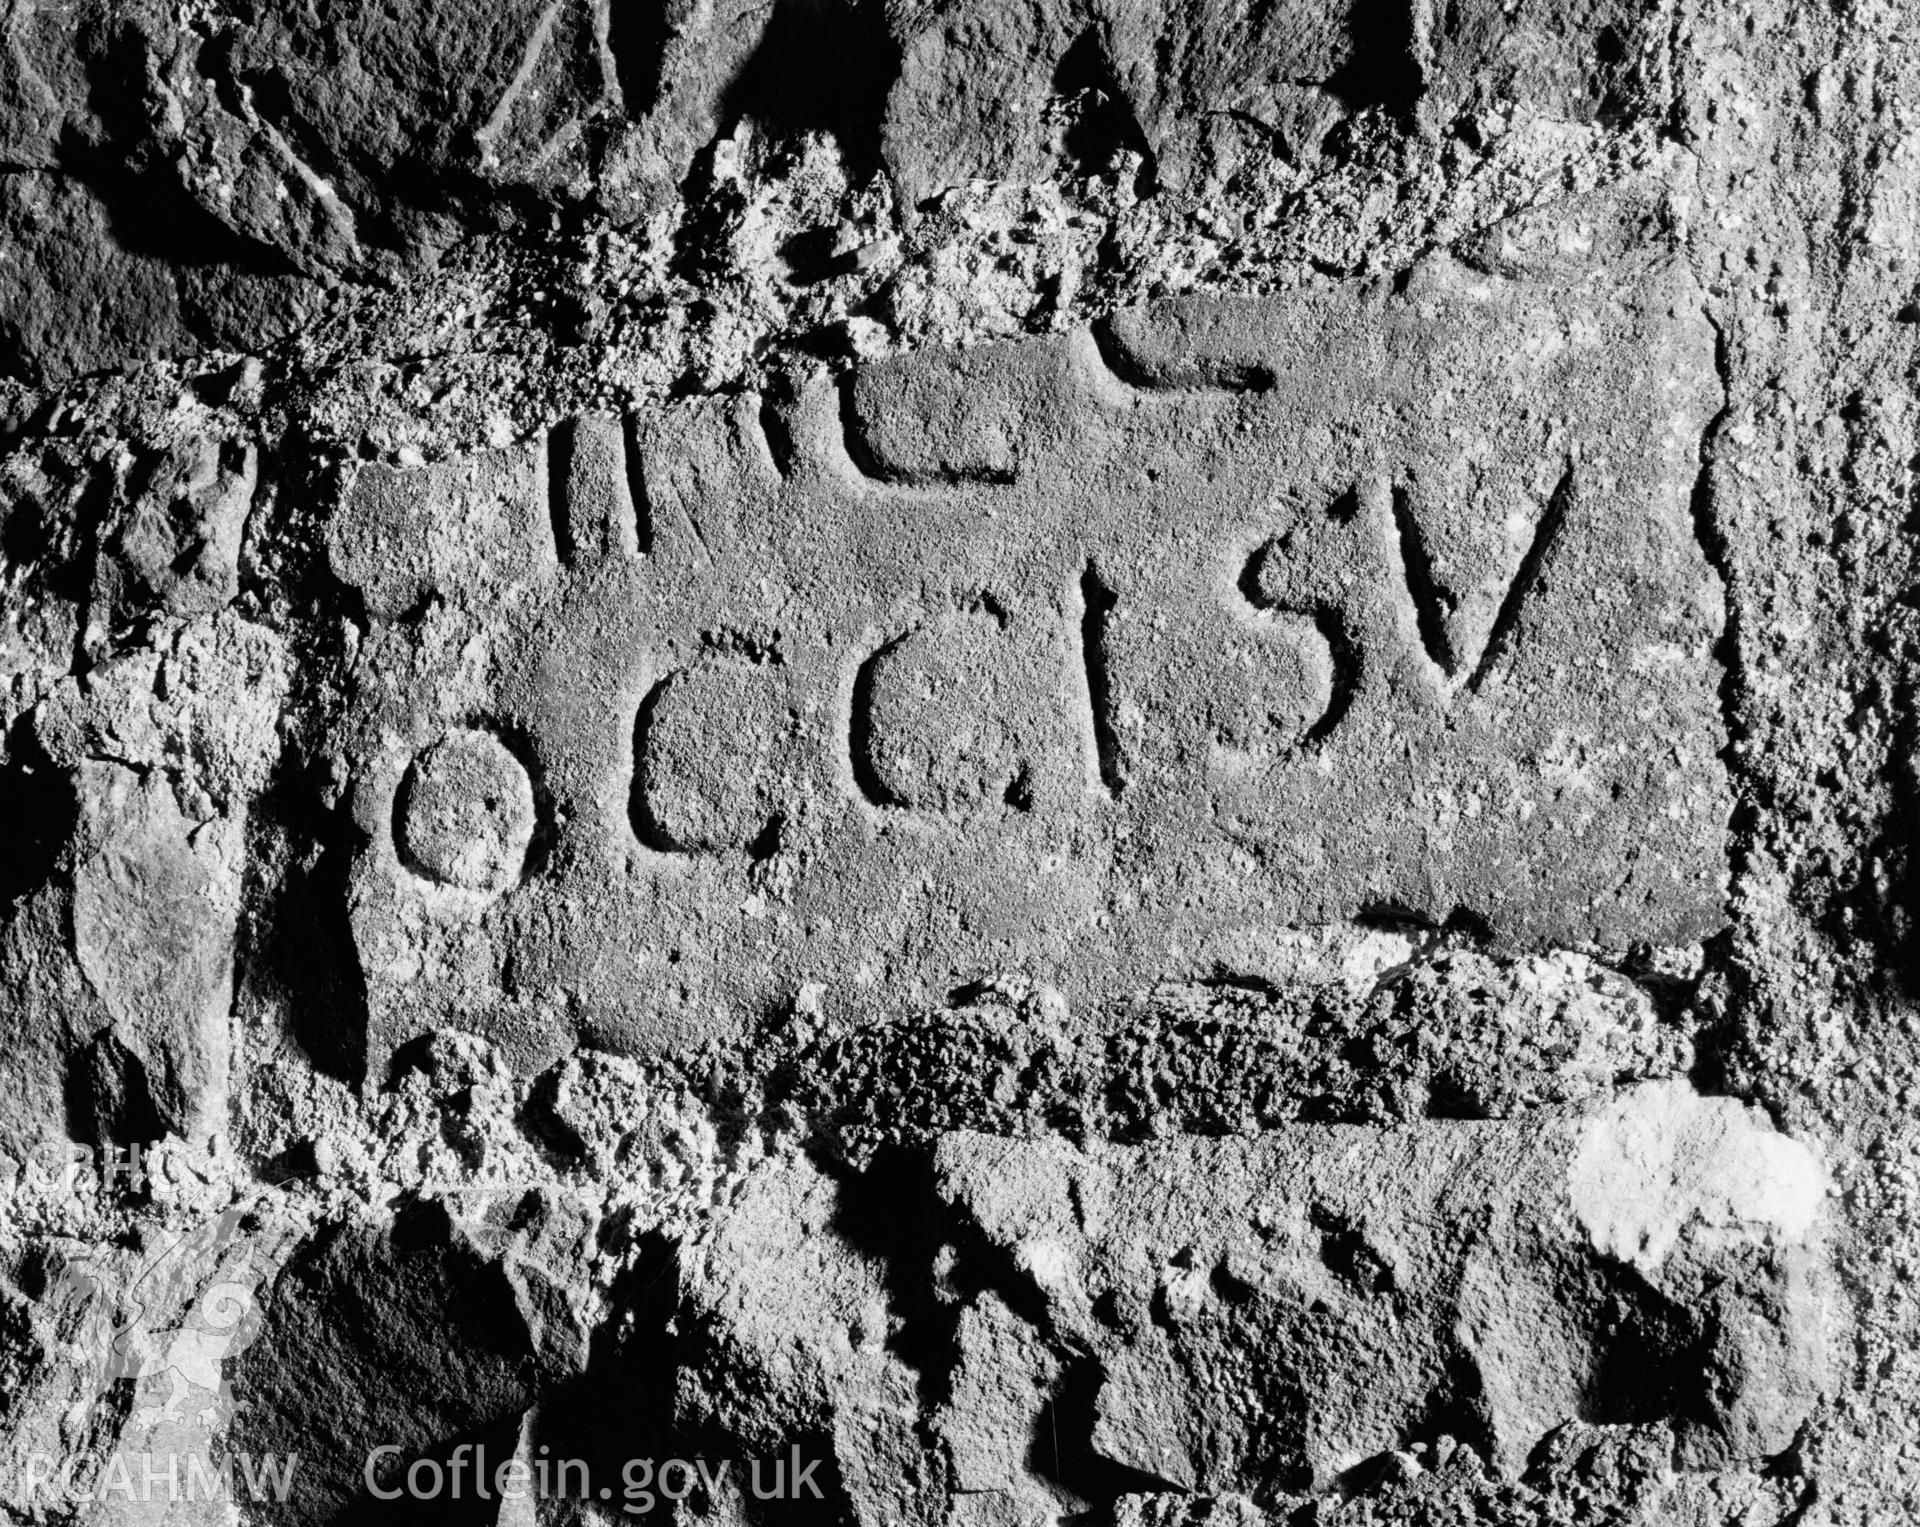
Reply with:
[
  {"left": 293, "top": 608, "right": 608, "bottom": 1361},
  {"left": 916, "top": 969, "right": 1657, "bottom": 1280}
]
[{"left": 0, "top": 0, "right": 1904, "bottom": 1521}]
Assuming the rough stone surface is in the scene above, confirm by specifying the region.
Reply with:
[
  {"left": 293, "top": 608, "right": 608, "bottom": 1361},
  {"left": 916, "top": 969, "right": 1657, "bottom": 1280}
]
[
  {"left": 925, "top": 1085, "right": 1833, "bottom": 1488},
  {"left": 0, "top": 0, "right": 1913, "bottom": 1522},
  {"left": 327, "top": 244, "right": 1727, "bottom": 1078}
]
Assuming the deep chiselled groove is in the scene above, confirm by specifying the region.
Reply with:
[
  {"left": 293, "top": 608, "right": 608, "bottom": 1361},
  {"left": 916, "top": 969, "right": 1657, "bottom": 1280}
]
[
  {"left": 1467, "top": 462, "right": 1574, "bottom": 694},
  {"left": 1302, "top": 607, "right": 1361, "bottom": 746},
  {"left": 606, "top": 0, "right": 672, "bottom": 118},
  {"left": 622, "top": 415, "right": 654, "bottom": 554},
  {"left": 759, "top": 396, "right": 796, "bottom": 479},
  {"left": 1086, "top": 320, "right": 1161, "bottom": 390},
  {"left": 629, "top": 679, "right": 685, "bottom": 852},
  {"left": 836, "top": 371, "right": 891, "bottom": 483},
  {"left": 835, "top": 370, "right": 1017, "bottom": 488},
  {"left": 1687, "top": 318, "right": 1743, "bottom": 759},
  {"left": 1683, "top": 315, "right": 1753, "bottom": 1094},
  {"left": 1238, "top": 523, "right": 1359, "bottom": 748},
  {"left": 1088, "top": 316, "right": 1278, "bottom": 394},
  {"left": 547, "top": 419, "right": 577, "bottom": 566},
  {"left": 850, "top": 637, "right": 905, "bottom": 808},
  {"left": 1391, "top": 484, "right": 1455, "bottom": 676},
  {"left": 1079, "top": 563, "right": 1125, "bottom": 798}
]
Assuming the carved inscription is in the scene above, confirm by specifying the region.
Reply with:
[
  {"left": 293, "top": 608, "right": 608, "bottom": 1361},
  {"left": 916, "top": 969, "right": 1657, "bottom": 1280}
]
[{"left": 328, "top": 253, "right": 1729, "bottom": 1074}]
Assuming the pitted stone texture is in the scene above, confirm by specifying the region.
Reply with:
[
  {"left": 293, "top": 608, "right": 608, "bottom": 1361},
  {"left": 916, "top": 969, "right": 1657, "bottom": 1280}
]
[
  {"left": 205, "top": 0, "right": 616, "bottom": 276},
  {"left": 1569, "top": 1081, "right": 1827, "bottom": 1276},
  {"left": 676, "top": 1155, "right": 928, "bottom": 1527},
  {"left": 925, "top": 1083, "right": 1833, "bottom": 1495},
  {"left": 848, "top": 340, "right": 1073, "bottom": 483},
  {"left": 327, "top": 246, "right": 1727, "bottom": 1073},
  {"left": 228, "top": 1203, "right": 539, "bottom": 1523},
  {"left": 635, "top": 660, "right": 794, "bottom": 852},
  {"left": 1097, "top": 574, "right": 1337, "bottom": 775},
  {"left": 0, "top": 172, "right": 188, "bottom": 386},
  {"left": 859, "top": 604, "right": 1044, "bottom": 816},
  {"left": 98, "top": 438, "right": 258, "bottom": 626},
  {"left": 398, "top": 728, "right": 537, "bottom": 891},
  {"left": 70, "top": 762, "right": 242, "bottom": 1138},
  {"left": 666, "top": 1087, "right": 1833, "bottom": 1522},
  {"left": 788, "top": 948, "right": 1697, "bottom": 1160},
  {"left": 7, "top": 613, "right": 287, "bottom": 1149},
  {"left": 0, "top": 888, "right": 99, "bottom": 1163},
  {"left": 329, "top": 444, "right": 554, "bottom": 621},
  {"left": 4, "top": 1204, "right": 310, "bottom": 1527},
  {"left": 36, "top": 614, "right": 290, "bottom": 815},
  {"left": 879, "top": 0, "right": 1672, "bottom": 200}
]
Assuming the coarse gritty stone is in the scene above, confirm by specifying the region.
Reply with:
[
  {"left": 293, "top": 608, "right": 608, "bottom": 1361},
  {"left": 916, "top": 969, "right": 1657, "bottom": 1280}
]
[
  {"left": 330, "top": 241, "right": 1726, "bottom": 1078},
  {"left": 918, "top": 1081, "right": 1834, "bottom": 1493},
  {"left": 71, "top": 762, "right": 241, "bottom": 1140},
  {"left": 657, "top": 1082, "right": 1833, "bottom": 1523},
  {"left": 0, "top": 0, "right": 1908, "bottom": 1518}
]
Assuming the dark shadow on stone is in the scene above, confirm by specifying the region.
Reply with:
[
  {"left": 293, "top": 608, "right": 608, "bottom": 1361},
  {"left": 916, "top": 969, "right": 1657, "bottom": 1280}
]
[
  {"left": 608, "top": 0, "right": 674, "bottom": 119},
  {"left": 1029, "top": 1354, "right": 1205, "bottom": 1502},
  {"left": 718, "top": 0, "right": 898, "bottom": 177},
  {"left": 1052, "top": 29, "right": 1152, "bottom": 195},
  {"left": 824, "top": 1146, "right": 968, "bottom": 1411},
  {"left": 245, "top": 771, "right": 370, "bottom": 1089},
  {"left": 65, "top": 1029, "right": 164, "bottom": 1150},
  {"left": 1322, "top": 0, "right": 1425, "bottom": 117},
  {"left": 383, "top": 1034, "right": 440, "bottom": 1091},
  {"left": 228, "top": 1200, "right": 539, "bottom": 1525},
  {"left": 777, "top": 225, "right": 860, "bottom": 285},
  {"left": 848, "top": 637, "right": 906, "bottom": 808},
  {"left": 1395, "top": 1351, "right": 1498, "bottom": 1466},
  {"left": 1054, "top": 29, "right": 1158, "bottom": 197},
  {"left": 517, "top": 1064, "right": 590, "bottom": 1163},
  {"left": 1391, "top": 485, "right": 1457, "bottom": 676},
  {"left": 357, "top": 1410, "right": 527, "bottom": 1524},
  {"left": 1080, "top": 562, "right": 1125, "bottom": 798},
  {"left": 0, "top": 722, "right": 75, "bottom": 910},
  {"left": 1577, "top": 1270, "right": 1702, "bottom": 1429},
  {"left": 531, "top": 1225, "right": 682, "bottom": 1480}
]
